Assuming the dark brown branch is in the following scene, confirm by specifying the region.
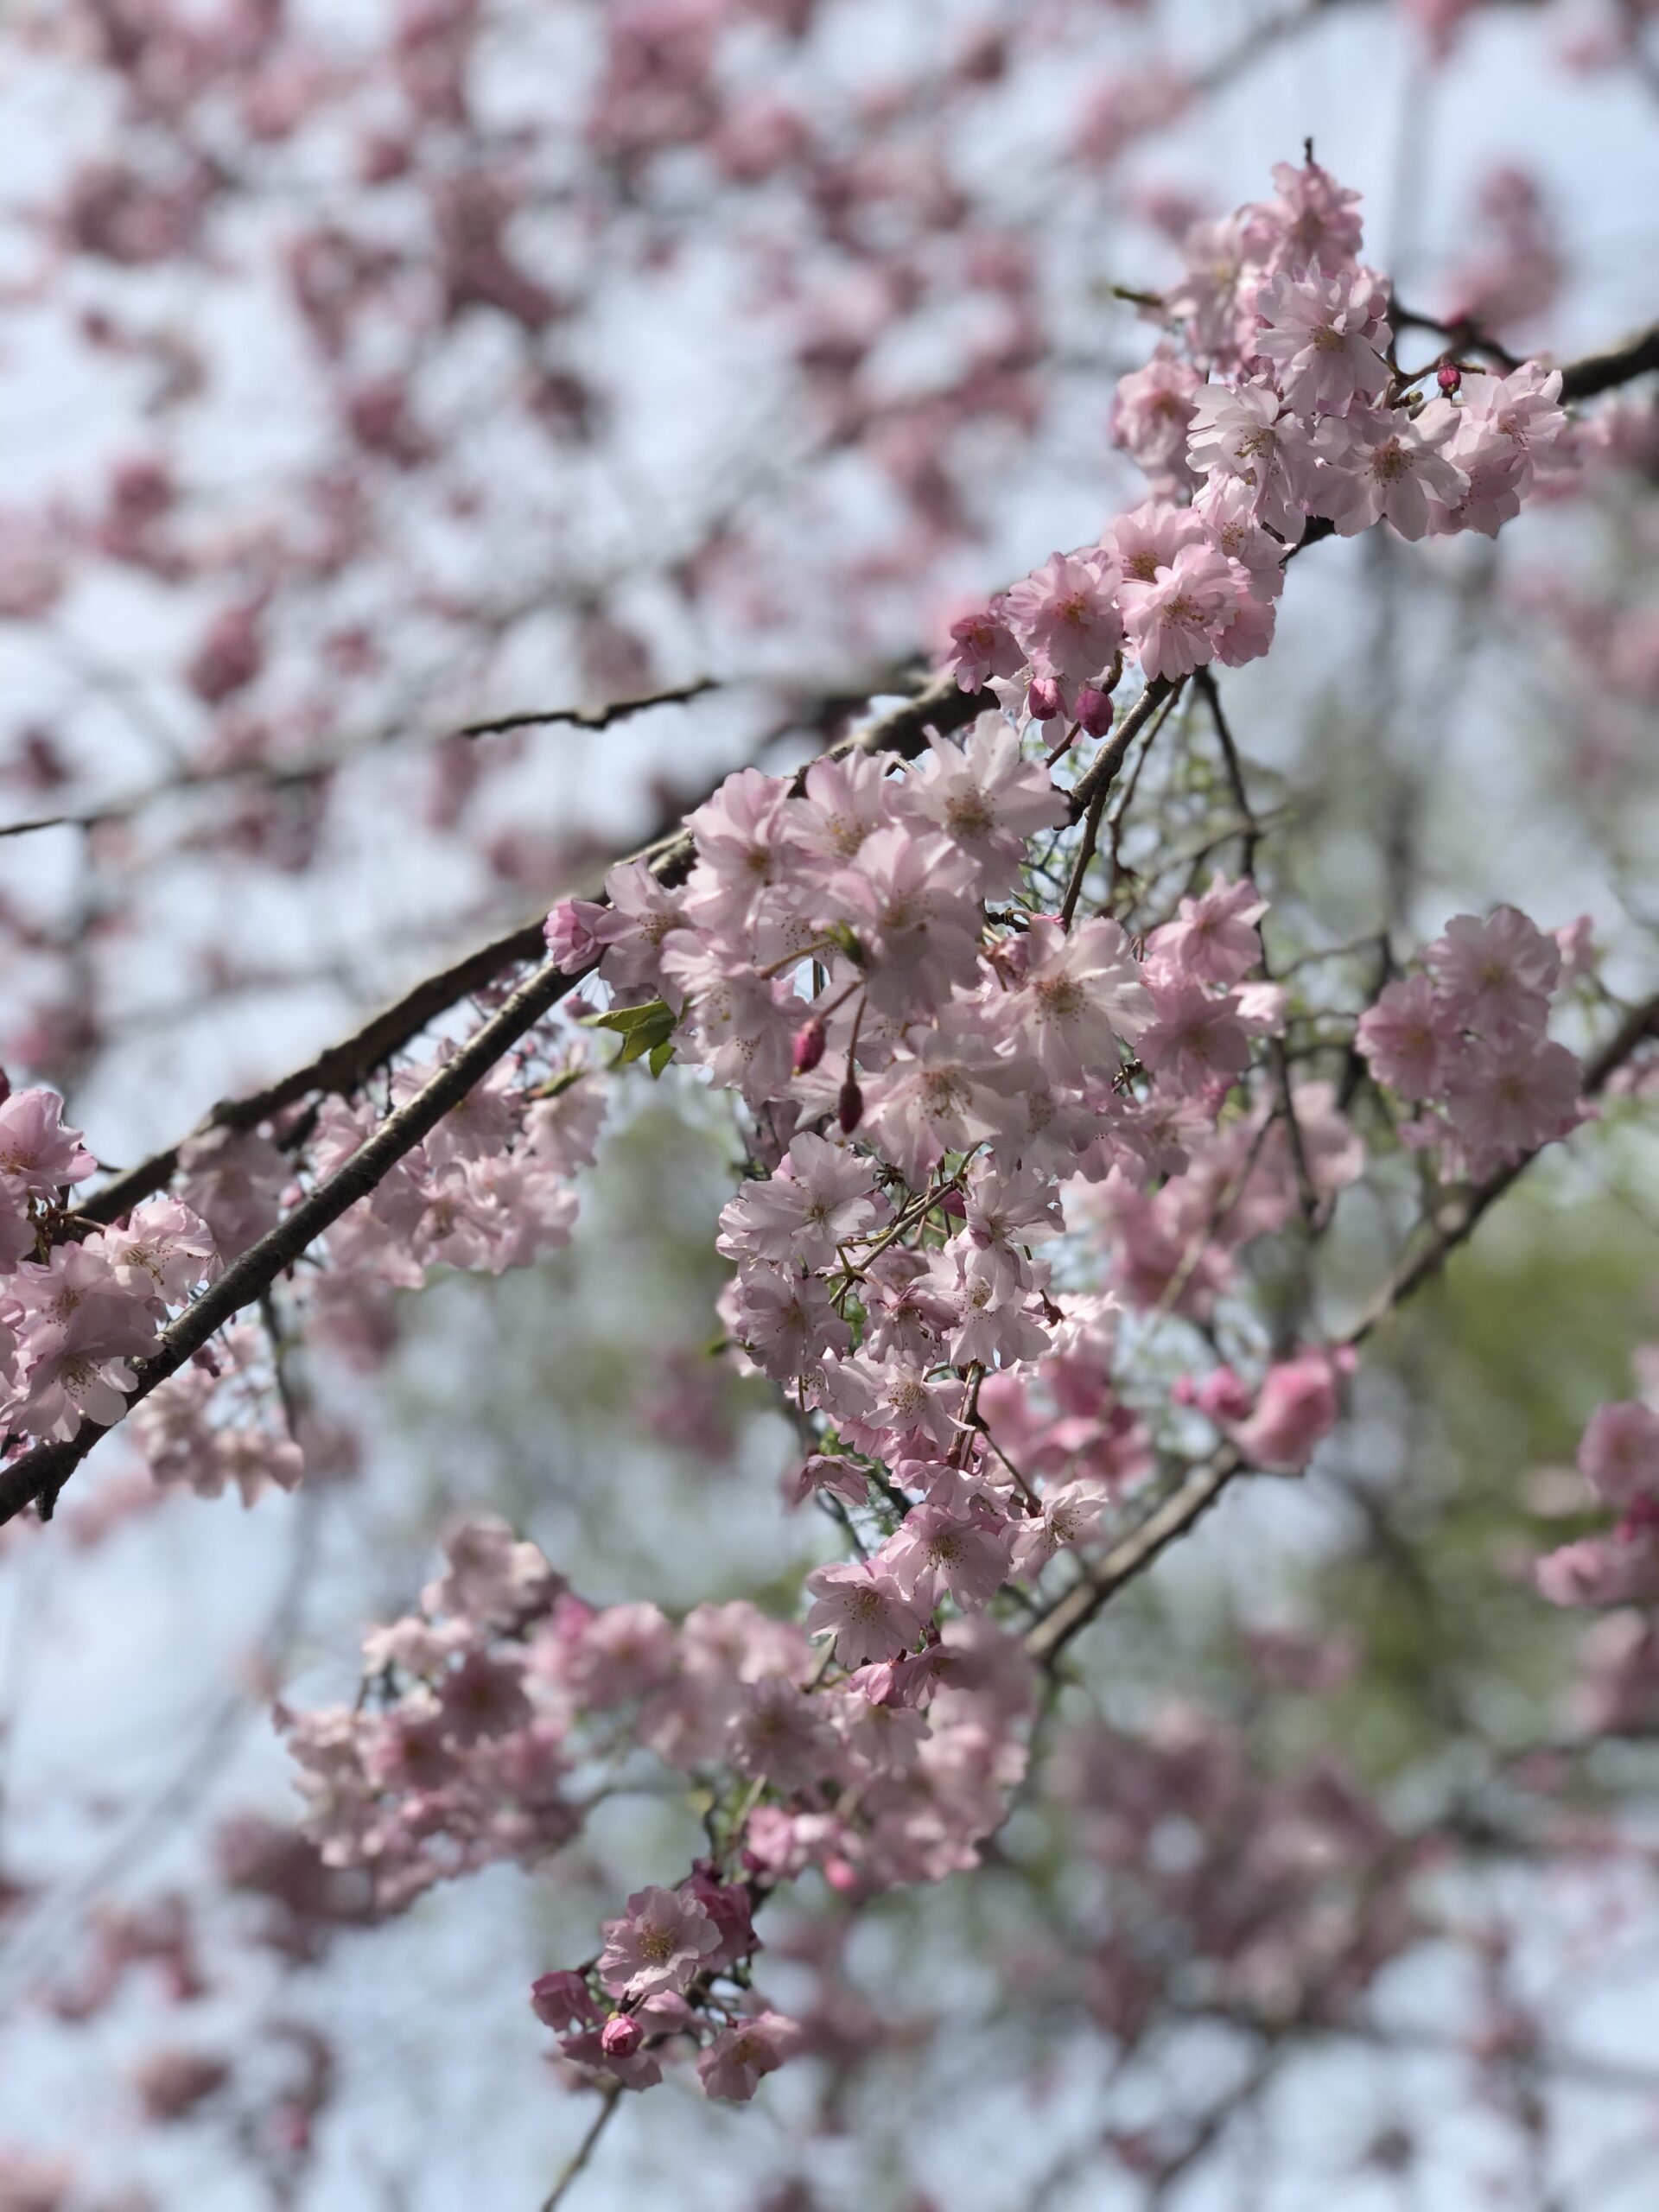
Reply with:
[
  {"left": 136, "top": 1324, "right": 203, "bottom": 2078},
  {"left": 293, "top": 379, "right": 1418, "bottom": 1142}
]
[
  {"left": 1023, "top": 1446, "right": 1243, "bottom": 1666},
  {"left": 454, "top": 679, "right": 717, "bottom": 741},
  {"left": 540, "top": 2086, "right": 623, "bottom": 2212},
  {"left": 1060, "top": 680, "right": 1183, "bottom": 924},
  {"left": 1066, "top": 676, "right": 1178, "bottom": 825},
  {"left": 1558, "top": 319, "right": 1659, "bottom": 404},
  {"left": 3, "top": 672, "right": 989, "bottom": 1525},
  {"left": 0, "top": 681, "right": 721, "bottom": 842}
]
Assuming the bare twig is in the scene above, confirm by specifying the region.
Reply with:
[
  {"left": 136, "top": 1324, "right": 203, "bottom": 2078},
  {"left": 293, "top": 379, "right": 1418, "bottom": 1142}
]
[
  {"left": 540, "top": 2086, "right": 623, "bottom": 2212},
  {"left": 0, "top": 680, "right": 722, "bottom": 842}
]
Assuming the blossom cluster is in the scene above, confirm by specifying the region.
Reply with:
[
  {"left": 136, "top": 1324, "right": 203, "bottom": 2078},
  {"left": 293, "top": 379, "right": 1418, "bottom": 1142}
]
[
  {"left": 1357, "top": 906, "right": 1587, "bottom": 1177},
  {"left": 1535, "top": 1396, "right": 1659, "bottom": 1611},
  {"left": 0, "top": 1086, "right": 215, "bottom": 1446},
  {"left": 0, "top": 1034, "right": 602, "bottom": 1499},
  {"left": 948, "top": 156, "right": 1568, "bottom": 730},
  {"left": 283, "top": 1513, "right": 1033, "bottom": 2101},
  {"left": 13, "top": 156, "right": 1623, "bottom": 2139}
]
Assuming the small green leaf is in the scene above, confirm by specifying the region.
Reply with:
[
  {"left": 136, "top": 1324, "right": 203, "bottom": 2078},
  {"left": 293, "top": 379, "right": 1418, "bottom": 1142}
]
[
  {"left": 823, "top": 921, "right": 867, "bottom": 968},
  {"left": 647, "top": 1037, "right": 676, "bottom": 1077},
  {"left": 586, "top": 996, "right": 672, "bottom": 1035}
]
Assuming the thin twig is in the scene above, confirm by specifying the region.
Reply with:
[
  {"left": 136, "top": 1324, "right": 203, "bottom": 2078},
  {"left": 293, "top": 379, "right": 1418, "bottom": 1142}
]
[
  {"left": 0, "top": 681, "right": 722, "bottom": 842},
  {"left": 1022, "top": 988, "right": 1659, "bottom": 1668},
  {"left": 541, "top": 2085, "right": 623, "bottom": 2212}
]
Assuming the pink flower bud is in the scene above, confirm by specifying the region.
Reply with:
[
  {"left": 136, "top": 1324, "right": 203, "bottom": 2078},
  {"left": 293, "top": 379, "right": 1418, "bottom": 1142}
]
[
  {"left": 1073, "top": 685, "right": 1114, "bottom": 738},
  {"left": 0, "top": 1066, "right": 10, "bottom": 1106},
  {"left": 837, "top": 1077, "right": 863, "bottom": 1134},
  {"left": 1027, "top": 675, "right": 1063, "bottom": 723},
  {"left": 792, "top": 1016, "right": 827, "bottom": 1074},
  {"left": 1437, "top": 364, "right": 1462, "bottom": 395},
  {"left": 601, "top": 2013, "right": 644, "bottom": 2057},
  {"left": 544, "top": 897, "right": 607, "bottom": 974},
  {"left": 937, "top": 1189, "right": 966, "bottom": 1218}
]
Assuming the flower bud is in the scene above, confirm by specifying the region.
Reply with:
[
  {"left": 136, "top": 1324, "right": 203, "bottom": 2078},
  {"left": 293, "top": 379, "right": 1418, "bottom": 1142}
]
[
  {"left": 837, "top": 1077, "right": 864, "bottom": 1134},
  {"left": 791, "top": 1016, "right": 827, "bottom": 1075},
  {"left": 0, "top": 1067, "right": 10, "bottom": 1105},
  {"left": 1027, "top": 675, "right": 1062, "bottom": 724},
  {"left": 601, "top": 2014, "right": 644, "bottom": 2057},
  {"left": 937, "top": 1189, "right": 966, "bottom": 1218},
  {"left": 1436, "top": 363, "right": 1462, "bottom": 395},
  {"left": 1073, "top": 685, "right": 1114, "bottom": 738}
]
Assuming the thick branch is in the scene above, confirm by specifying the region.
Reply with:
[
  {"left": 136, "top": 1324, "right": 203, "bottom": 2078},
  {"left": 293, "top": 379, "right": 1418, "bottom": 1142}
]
[{"left": 1558, "top": 319, "right": 1659, "bottom": 404}]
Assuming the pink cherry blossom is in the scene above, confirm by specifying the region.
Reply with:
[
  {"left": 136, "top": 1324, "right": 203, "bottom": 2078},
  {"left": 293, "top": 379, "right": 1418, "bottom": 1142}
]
[
  {"left": 0, "top": 1089, "right": 97, "bottom": 1196},
  {"left": 1137, "top": 982, "right": 1253, "bottom": 1094},
  {"left": 1145, "top": 874, "right": 1267, "bottom": 987},
  {"left": 696, "top": 2009, "right": 804, "bottom": 2102},
  {"left": 1230, "top": 1351, "right": 1350, "bottom": 1473},
  {"left": 717, "top": 1133, "right": 885, "bottom": 1270},
  {"left": 805, "top": 1560, "right": 926, "bottom": 1668},
  {"left": 1426, "top": 909, "right": 1560, "bottom": 1037},
  {"left": 597, "top": 1886, "right": 721, "bottom": 2000},
  {"left": 1254, "top": 265, "right": 1390, "bottom": 415},
  {"left": 1119, "top": 543, "right": 1237, "bottom": 679},
  {"left": 1578, "top": 1402, "right": 1659, "bottom": 1512},
  {"left": 1312, "top": 407, "right": 1468, "bottom": 540},
  {"left": 1357, "top": 976, "right": 1447, "bottom": 1100},
  {"left": 998, "top": 914, "right": 1153, "bottom": 1084},
  {"left": 1002, "top": 549, "right": 1124, "bottom": 689},
  {"left": 1443, "top": 1033, "right": 1583, "bottom": 1164},
  {"left": 878, "top": 1503, "right": 1011, "bottom": 1611}
]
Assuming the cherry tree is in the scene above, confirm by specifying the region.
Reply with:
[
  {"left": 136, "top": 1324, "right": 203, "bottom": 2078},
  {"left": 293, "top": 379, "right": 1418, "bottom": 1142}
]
[{"left": 3, "top": 2, "right": 1659, "bottom": 2207}]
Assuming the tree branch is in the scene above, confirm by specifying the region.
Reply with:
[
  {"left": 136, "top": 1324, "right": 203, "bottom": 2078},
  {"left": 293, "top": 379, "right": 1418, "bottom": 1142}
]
[
  {"left": 0, "top": 681, "right": 723, "bottom": 842},
  {"left": 3, "top": 672, "right": 990, "bottom": 1524},
  {"left": 1557, "top": 319, "right": 1659, "bottom": 404},
  {"left": 1023, "top": 988, "right": 1659, "bottom": 1668},
  {"left": 540, "top": 2085, "right": 622, "bottom": 2212}
]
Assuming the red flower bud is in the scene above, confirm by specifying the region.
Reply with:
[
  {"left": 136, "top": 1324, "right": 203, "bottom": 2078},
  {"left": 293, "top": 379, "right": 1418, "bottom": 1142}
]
[
  {"left": 792, "top": 1015, "right": 827, "bottom": 1074},
  {"left": 1027, "top": 675, "right": 1063, "bottom": 723},
  {"left": 837, "top": 1077, "right": 864, "bottom": 1134},
  {"left": 1437, "top": 363, "right": 1462, "bottom": 395},
  {"left": 1073, "top": 685, "right": 1114, "bottom": 739}
]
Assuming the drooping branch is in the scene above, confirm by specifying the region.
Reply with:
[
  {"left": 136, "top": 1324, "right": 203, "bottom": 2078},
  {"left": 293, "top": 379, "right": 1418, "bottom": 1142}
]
[
  {"left": 3, "top": 672, "right": 990, "bottom": 1524},
  {"left": 1024, "top": 988, "right": 1659, "bottom": 1668}
]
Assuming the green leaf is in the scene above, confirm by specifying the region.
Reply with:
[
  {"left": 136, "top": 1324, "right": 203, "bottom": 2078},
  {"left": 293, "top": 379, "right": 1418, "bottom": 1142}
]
[
  {"left": 823, "top": 921, "right": 867, "bottom": 968},
  {"left": 647, "top": 1037, "right": 676, "bottom": 1077},
  {"left": 586, "top": 997, "right": 672, "bottom": 1036}
]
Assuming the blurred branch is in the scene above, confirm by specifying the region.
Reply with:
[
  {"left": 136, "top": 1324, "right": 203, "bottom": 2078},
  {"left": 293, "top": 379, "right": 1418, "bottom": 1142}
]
[
  {"left": 0, "top": 678, "right": 721, "bottom": 842},
  {"left": 1025, "top": 988, "right": 1659, "bottom": 1668},
  {"left": 541, "top": 2087, "right": 622, "bottom": 2212},
  {"left": 1556, "top": 317, "right": 1659, "bottom": 404}
]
